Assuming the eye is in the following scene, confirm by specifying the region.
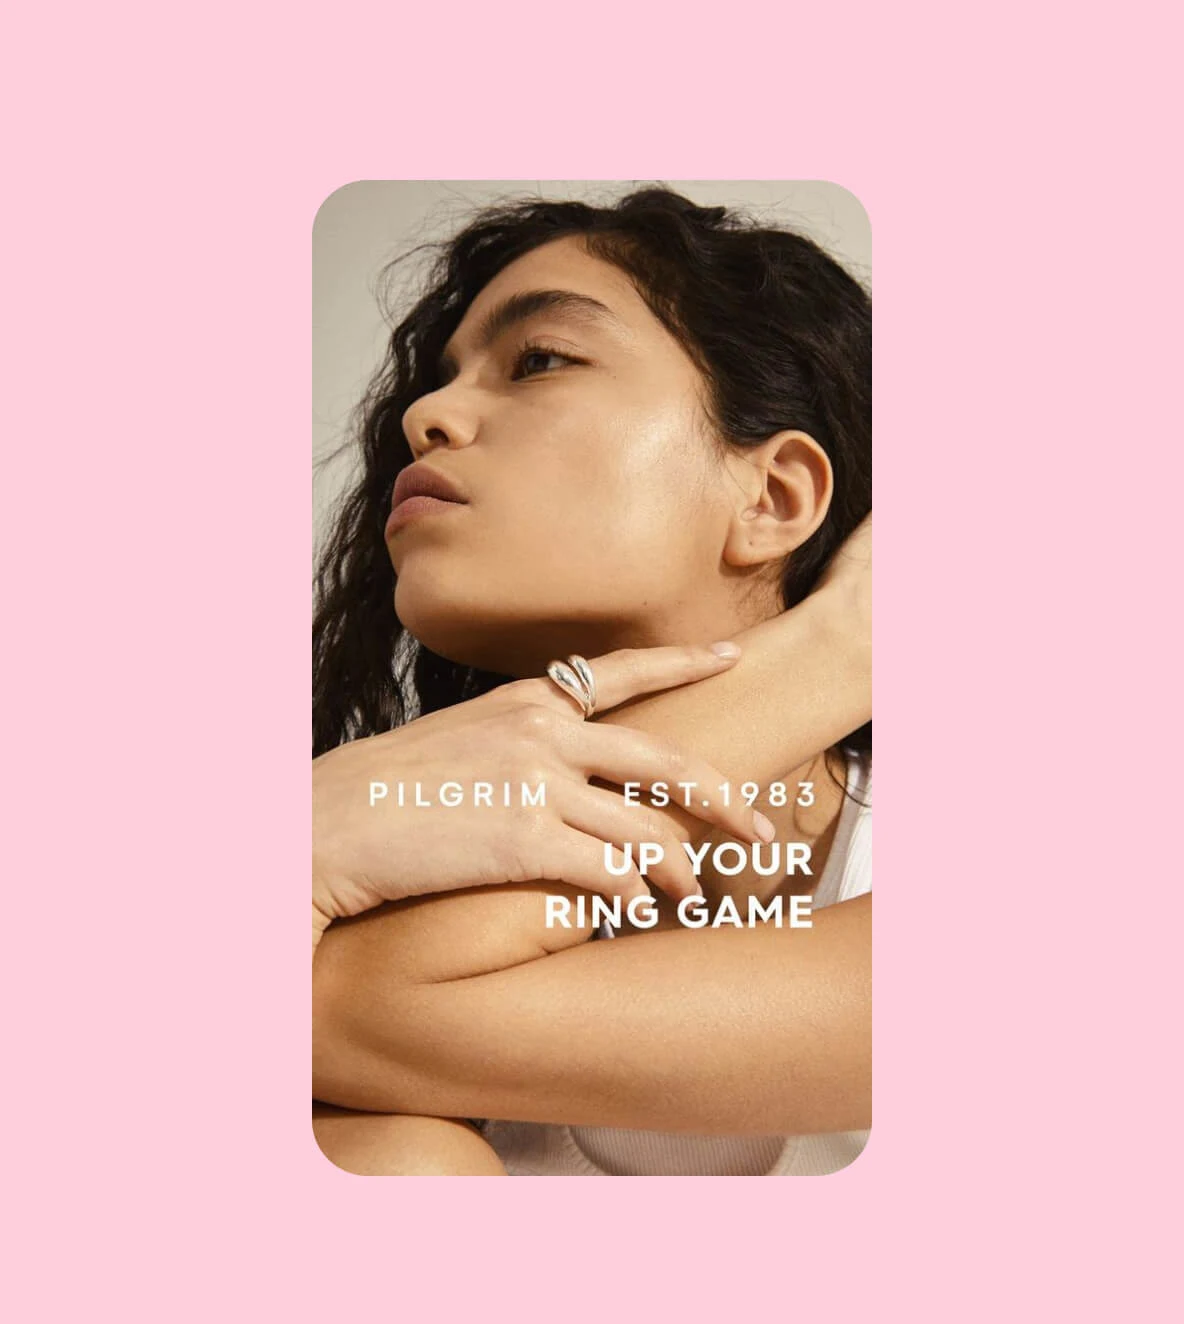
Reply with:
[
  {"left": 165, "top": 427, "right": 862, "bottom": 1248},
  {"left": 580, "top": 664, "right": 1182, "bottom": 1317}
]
[{"left": 510, "top": 340, "right": 582, "bottom": 380}]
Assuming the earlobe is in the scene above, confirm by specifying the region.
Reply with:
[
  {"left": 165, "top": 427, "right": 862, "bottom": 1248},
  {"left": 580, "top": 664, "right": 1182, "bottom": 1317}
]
[{"left": 721, "top": 431, "right": 834, "bottom": 569}]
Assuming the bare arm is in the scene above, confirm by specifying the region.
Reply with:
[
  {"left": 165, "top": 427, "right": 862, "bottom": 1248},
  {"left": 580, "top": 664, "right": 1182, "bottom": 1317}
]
[
  {"left": 313, "top": 891, "right": 870, "bottom": 1135},
  {"left": 592, "top": 587, "right": 869, "bottom": 838},
  {"left": 311, "top": 583, "right": 871, "bottom": 1133}
]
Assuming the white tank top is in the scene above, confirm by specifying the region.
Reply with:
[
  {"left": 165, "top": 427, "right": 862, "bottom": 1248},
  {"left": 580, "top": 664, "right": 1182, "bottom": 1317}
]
[{"left": 480, "top": 754, "right": 872, "bottom": 1175}]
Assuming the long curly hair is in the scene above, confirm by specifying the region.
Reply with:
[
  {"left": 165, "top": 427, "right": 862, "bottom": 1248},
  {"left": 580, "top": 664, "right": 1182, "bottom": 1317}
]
[{"left": 313, "top": 186, "right": 871, "bottom": 768}]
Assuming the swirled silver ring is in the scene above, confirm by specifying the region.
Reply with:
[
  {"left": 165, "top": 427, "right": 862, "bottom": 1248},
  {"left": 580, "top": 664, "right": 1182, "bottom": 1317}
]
[{"left": 545, "top": 654, "right": 597, "bottom": 719}]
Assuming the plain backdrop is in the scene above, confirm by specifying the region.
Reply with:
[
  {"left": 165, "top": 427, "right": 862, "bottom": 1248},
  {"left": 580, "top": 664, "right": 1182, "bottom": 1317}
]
[{"left": 312, "top": 179, "right": 871, "bottom": 571}]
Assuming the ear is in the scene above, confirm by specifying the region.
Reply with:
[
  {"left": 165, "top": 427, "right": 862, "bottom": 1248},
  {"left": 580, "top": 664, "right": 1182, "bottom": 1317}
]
[{"left": 720, "top": 431, "right": 834, "bottom": 569}]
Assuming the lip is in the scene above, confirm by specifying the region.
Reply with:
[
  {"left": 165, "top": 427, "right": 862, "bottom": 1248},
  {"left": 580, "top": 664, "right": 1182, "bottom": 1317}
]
[
  {"left": 385, "top": 494, "right": 466, "bottom": 536},
  {"left": 385, "top": 465, "right": 468, "bottom": 538}
]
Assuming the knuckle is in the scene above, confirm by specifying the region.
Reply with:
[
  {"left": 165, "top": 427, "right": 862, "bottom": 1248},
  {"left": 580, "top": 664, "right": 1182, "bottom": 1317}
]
[
  {"left": 513, "top": 703, "right": 553, "bottom": 734},
  {"left": 505, "top": 705, "right": 560, "bottom": 758},
  {"left": 528, "top": 702, "right": 564, "bottom": 736},
  {"left": 651, "top": 736, "right": 685, "bottom": 775},
  {"left": 522, "top": 764, "right": 553, "bottom": 791}
]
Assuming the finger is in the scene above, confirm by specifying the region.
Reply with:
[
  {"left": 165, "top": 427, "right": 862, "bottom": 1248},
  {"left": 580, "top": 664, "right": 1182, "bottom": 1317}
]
[
  {"left": 550, "top": 780, "right": 703, "bottom": 902},
  {"left": 580, "top": 643, "right": 745, "bottom": 713},
  {"left": 568, "top": 722, "right": 777, "bottom": 847},
  {"left": 529, "top": 826, "right": 654, "bottom": 909},
  {"left": 512, "top": 642, "right": 741, "bottom": 720}
]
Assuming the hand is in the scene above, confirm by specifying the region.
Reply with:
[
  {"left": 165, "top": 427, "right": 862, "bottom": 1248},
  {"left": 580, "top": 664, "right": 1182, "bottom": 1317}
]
[{"left": 313, "top": 643, "right": 776, "bottom": 934}]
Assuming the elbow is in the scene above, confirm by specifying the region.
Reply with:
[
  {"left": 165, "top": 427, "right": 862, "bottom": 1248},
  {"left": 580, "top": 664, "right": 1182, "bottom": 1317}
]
[
  {"left": 311, "top": 970, "right": 369, "bottom": 1108},
  {"left": 311, "top": 995, "right": 361, "bottom": 1108},
  {"left": 311, "top": 959, "right": 421, "bottom": 1112}
]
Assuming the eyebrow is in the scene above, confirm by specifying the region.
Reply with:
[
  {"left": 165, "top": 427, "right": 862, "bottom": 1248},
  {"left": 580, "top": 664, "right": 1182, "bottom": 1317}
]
[{"left": 435, "top": 288, "right": 627, "bottom": 381}]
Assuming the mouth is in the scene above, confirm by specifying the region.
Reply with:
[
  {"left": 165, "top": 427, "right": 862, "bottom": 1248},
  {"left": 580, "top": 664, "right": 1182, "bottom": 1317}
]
[
  {"left": 384, "top": 493, "right": 466, "bottom": 537},
  {"left": 386, "top": 466, "right": 468, "bottom": 538}
]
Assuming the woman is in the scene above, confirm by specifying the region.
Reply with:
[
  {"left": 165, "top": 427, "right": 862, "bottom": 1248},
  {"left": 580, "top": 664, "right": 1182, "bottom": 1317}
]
[{"left": 312, "top": 186, "right": 872, "bottom": 1175}]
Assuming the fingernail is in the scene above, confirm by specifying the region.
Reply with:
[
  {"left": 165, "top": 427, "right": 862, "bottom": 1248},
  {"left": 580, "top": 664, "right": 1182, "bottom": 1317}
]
[
  {"left": 753, "top": 811, "right": 776, "bottom": 843},
  {"left": 710, "top": 641, "right": 741, "bottom": 659}
]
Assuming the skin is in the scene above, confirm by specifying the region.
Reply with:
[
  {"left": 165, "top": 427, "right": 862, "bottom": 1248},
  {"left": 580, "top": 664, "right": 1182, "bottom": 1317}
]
[
  {"left": 313, "top": 236, "right": 869, "bottom": 1174},
  {"left": 389, "top": 234, "right": 834, "bottom": 675},
  {"left": 311, "top": 1107, "right": 507, "bottom": 1177}
]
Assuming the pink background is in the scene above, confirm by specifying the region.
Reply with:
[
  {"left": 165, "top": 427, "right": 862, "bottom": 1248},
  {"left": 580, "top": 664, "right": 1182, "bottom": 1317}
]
[{"left": 9, "top": 3, "right": 1179, "bottom": 1321}]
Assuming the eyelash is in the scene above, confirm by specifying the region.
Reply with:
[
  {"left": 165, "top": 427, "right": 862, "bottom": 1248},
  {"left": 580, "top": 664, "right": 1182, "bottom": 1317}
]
[{"left": 509, "top": 340, "right": 583, "bottom": 380}]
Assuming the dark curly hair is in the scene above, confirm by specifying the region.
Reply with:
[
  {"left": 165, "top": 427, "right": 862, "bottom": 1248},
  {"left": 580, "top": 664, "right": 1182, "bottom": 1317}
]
[{"left": 313, "top": 185, "right": 871, "bottom": 771}]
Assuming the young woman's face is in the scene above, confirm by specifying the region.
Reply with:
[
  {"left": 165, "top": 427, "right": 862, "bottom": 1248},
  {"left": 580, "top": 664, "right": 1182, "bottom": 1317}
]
[{"left": 389, "top": 236, "right": 757, "bottom": 675}]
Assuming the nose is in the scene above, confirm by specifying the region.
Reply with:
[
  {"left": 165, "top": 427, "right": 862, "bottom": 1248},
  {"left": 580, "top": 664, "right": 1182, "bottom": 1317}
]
[{"left": 402, "top": 386, "right": 479, "bottom": 460}]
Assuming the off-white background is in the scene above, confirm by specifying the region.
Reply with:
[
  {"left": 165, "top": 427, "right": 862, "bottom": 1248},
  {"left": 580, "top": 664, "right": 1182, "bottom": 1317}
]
[{"left": 312, "top": 180, "right": 871, "bottom": 568}]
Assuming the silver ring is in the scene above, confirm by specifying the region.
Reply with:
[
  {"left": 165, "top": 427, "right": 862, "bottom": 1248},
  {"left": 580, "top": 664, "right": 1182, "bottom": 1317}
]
[
  {"left": 545, "top": 655, "right": 597, "bottom": 719},
  {"left": 567, "top": 655, "right": 597, "bottom": 714}
]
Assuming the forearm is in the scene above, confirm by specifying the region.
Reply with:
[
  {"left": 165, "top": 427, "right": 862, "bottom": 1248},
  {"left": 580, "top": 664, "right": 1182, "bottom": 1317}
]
[
  {"left": 311, "top": 583, "right": 871, "bottom": 1125},
  {"left": 313, "top": 893, "right": 870, "bottom": 1135},
  {"left": 594, "top": 586, "right": 869, "bottom": 835}
]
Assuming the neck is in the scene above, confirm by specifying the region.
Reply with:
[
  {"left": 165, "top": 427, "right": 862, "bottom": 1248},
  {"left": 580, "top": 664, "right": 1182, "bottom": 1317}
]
[
  {"left": 699, "top": 747, "right": 848, "bottom": 905},
  {"left": 483, "top": 590, "right": 783, "bottom": 681}
]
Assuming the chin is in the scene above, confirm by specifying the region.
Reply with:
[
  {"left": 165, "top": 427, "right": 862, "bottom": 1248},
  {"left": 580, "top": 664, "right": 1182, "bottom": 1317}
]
[
  {"left": 394, "top": 572, "right": 638, "bottom": 679},
  {"left": 394, "top": 582, "right": 512, "bottom": 674}
]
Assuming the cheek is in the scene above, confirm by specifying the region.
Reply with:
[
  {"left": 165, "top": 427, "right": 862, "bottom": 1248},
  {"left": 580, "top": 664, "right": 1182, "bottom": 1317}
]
[
  {"left": 538, "top": 486, "right": 713, "bottom": 605},
  {"left": 528, "top": 418, "right": 710, "bottom": 537},
  {"left": 526, "top": 467, "right": 699, "bottom": 573},
  {"left": 406, "top": 411, "right": 720, "bottom": 606}
]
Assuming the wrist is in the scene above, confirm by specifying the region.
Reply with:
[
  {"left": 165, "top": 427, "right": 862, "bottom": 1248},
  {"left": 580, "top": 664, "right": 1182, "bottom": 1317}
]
[
  {"left": 314, "top": 866, "right": 399, "bottom": 929},
  {"left": 313, "top": 901, "right": 333, "bottom": 957},
  {"left": 810, "top": 579, "right": 871, "bottom": 689}
]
